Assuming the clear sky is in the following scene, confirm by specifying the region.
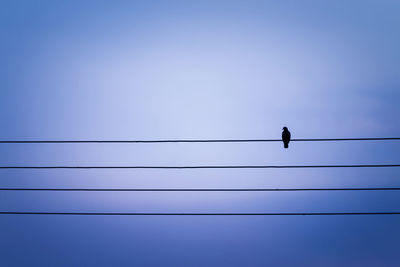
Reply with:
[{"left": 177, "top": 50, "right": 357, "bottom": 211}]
[{"left": 1, "top": 1, "right": 400, "bottom": 266}]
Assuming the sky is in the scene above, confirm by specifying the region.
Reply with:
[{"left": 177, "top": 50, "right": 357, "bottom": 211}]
[{"left": 1, "top": 0, "right": 400, "bottom": 266}]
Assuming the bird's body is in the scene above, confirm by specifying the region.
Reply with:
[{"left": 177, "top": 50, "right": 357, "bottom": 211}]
[{"left": 282, "top": 127, "right": 291, "bottom": 148}]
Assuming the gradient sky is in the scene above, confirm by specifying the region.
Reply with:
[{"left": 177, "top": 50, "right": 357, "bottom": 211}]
[{"left": 1, "top": 1, "right": 400, "bottom": 266}]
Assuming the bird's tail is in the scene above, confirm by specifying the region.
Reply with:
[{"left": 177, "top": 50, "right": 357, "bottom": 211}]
[{"left": 284, "top": 143, "right": 289, "bottom": 148}]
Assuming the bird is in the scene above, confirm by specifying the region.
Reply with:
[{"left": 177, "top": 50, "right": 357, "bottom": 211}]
[{"left": 282, "top": 127, "right": 291, "bottom": 148}]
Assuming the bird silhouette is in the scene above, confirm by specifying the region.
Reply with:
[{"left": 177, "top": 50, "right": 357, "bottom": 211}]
[{"left": 282, "top": 127, "right": 291, "bottom": 148}]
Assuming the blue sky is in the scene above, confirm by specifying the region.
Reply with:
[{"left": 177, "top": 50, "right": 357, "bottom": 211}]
[{"left": 1, "top": 1, "right": 400, "bottom": 266}]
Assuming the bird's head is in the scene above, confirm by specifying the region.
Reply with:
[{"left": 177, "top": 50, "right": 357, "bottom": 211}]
[{"left": 283, "top": 127, "right": 288, "bottom": 131}]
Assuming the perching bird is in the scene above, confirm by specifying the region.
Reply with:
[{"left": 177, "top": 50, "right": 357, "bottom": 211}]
[{"left": 282, "top": 127, "right": 291, "bottom": 148}]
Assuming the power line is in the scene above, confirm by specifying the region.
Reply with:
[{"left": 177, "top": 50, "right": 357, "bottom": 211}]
[
  {"left": 293, "top": 138, "right": 400, "bottom": 142},
  {"left": 1, "top": 187, "right": 400, "bottom": 192},
  {"left": 1, "top": 211, "right": 399, "bottom": 216},
  {"left": 0, "top": 137, "right": 399, "bottom": 143},
  {"left": 1, "top": 164, "right": 399, "bottom": 169}
]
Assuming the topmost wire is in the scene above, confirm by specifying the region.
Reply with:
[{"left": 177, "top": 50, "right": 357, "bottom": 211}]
[{"left": 0, "top": 138, "right": 399, "bottom": 143}]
